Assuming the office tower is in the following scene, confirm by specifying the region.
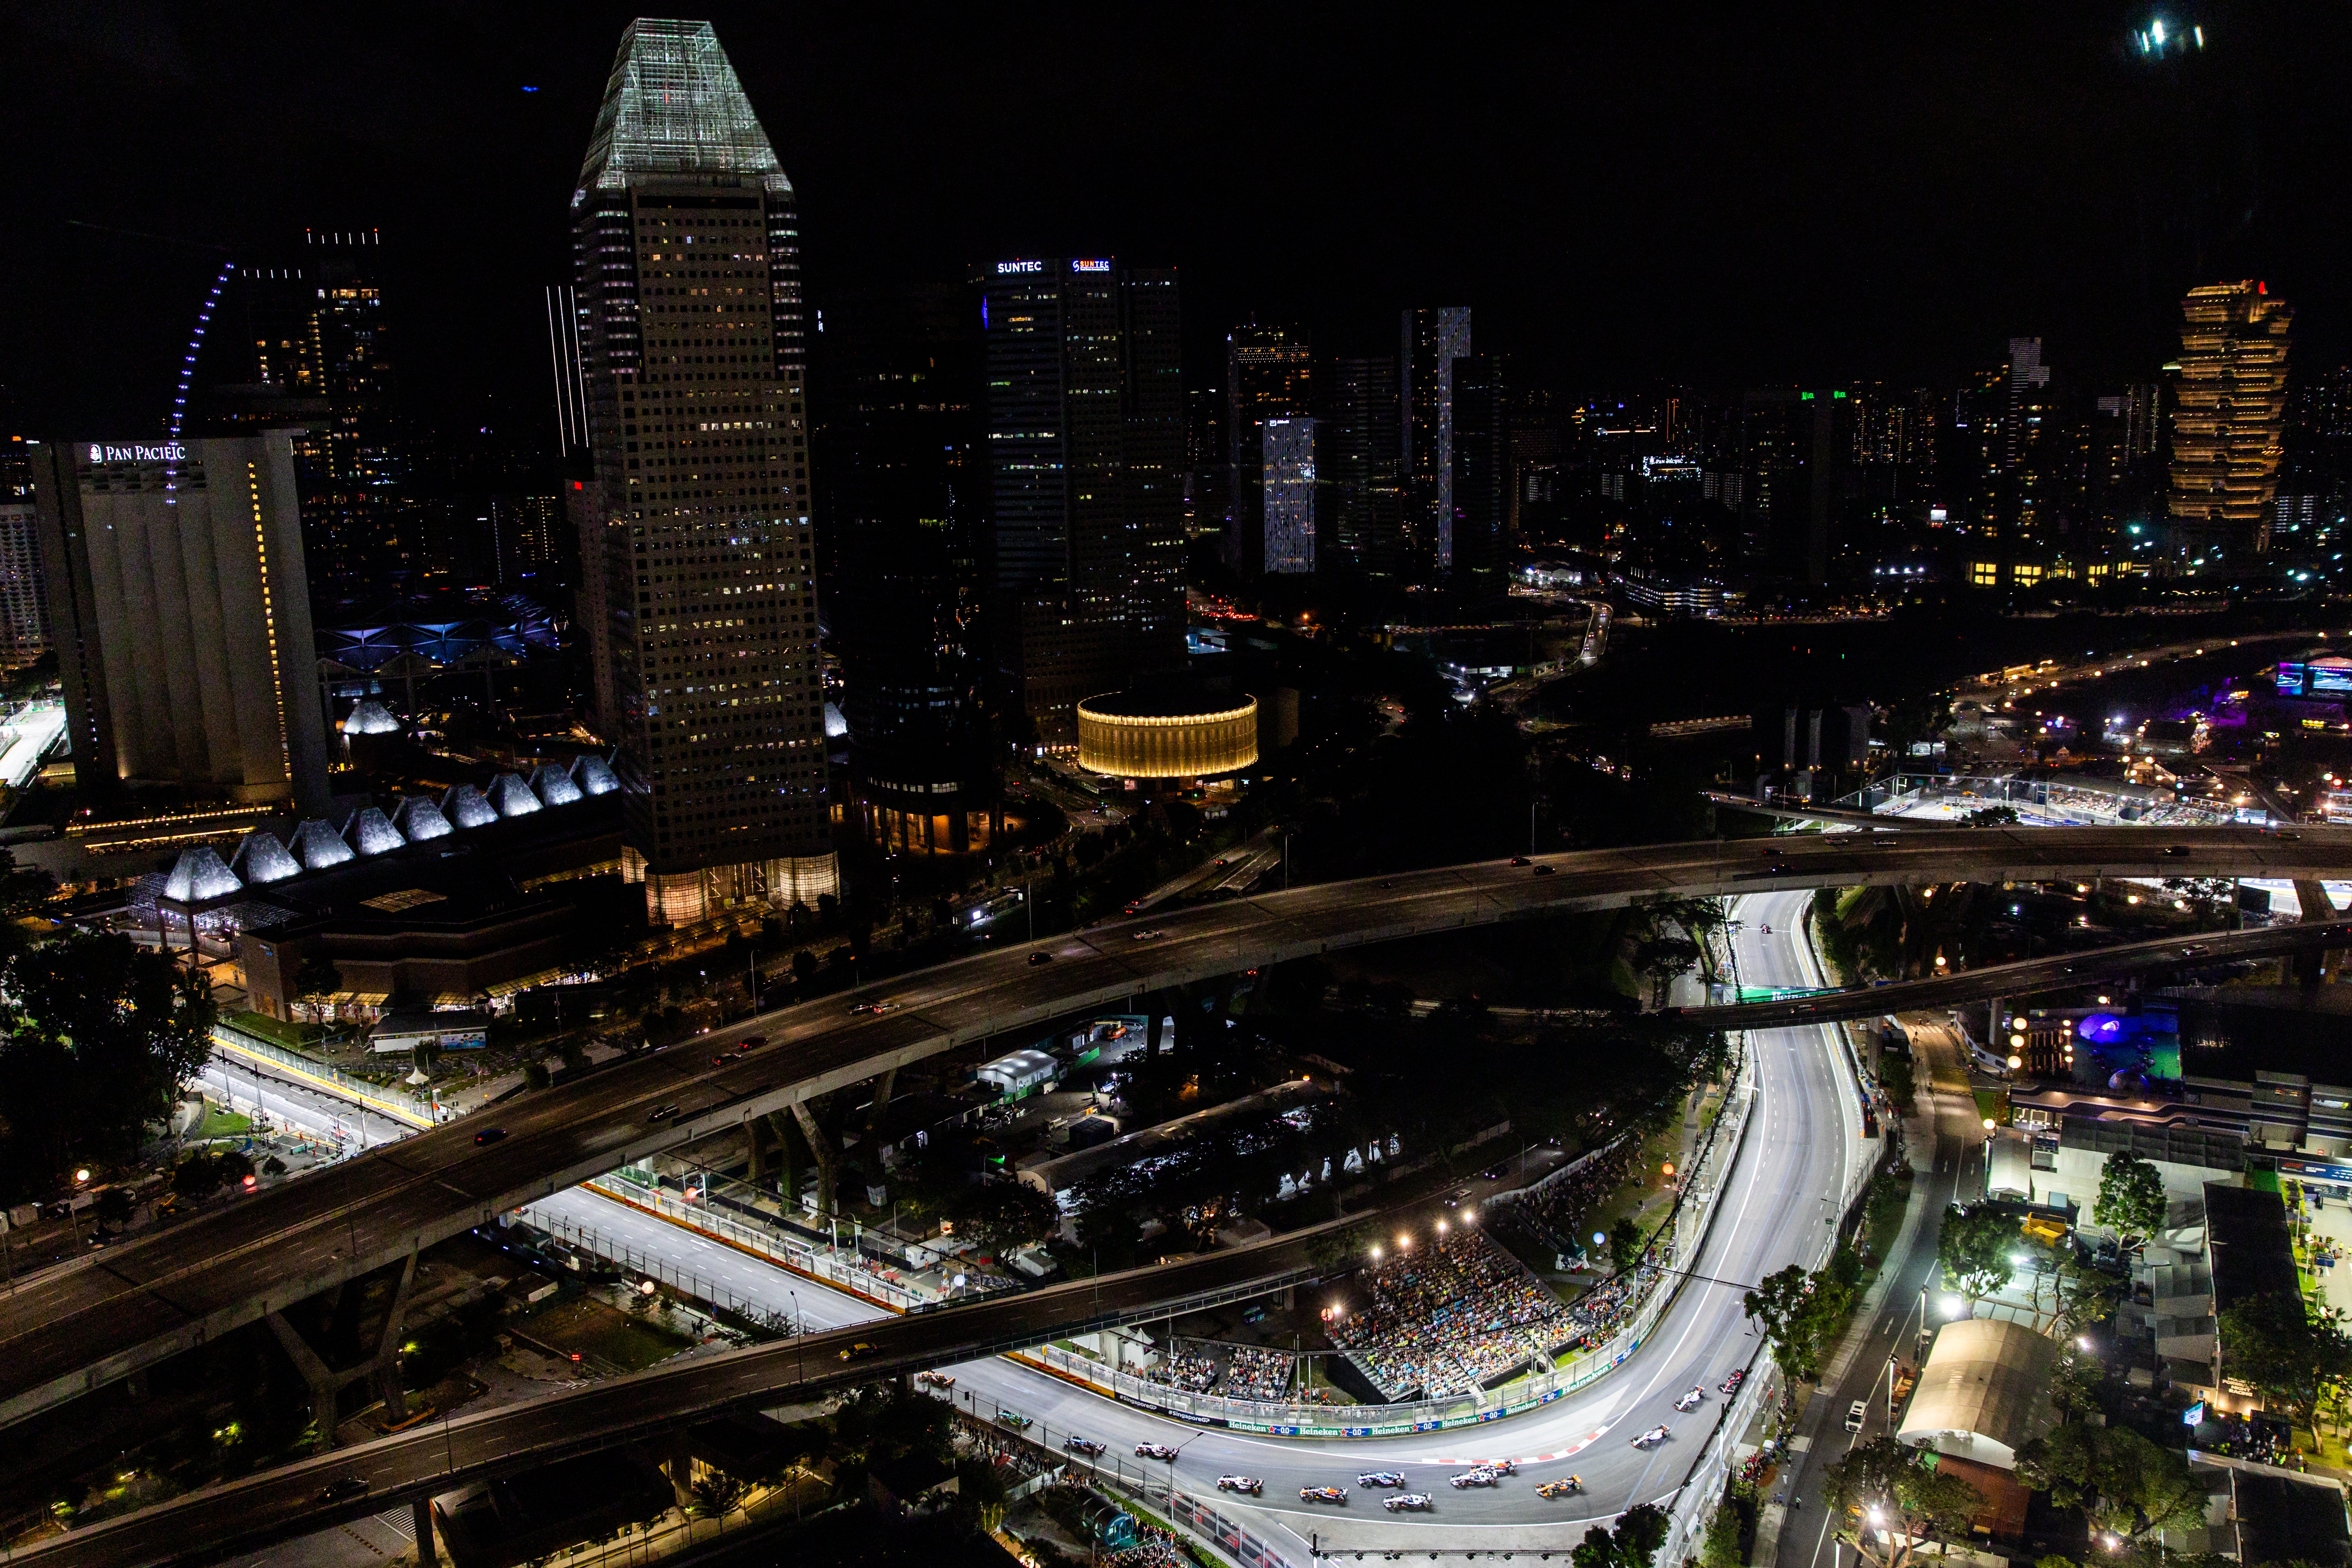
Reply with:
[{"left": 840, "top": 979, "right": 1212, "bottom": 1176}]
[
  {"left": 1402, "top": 306, "right": 1471, "bottom": 570},
  {"left": 27, "top": 434, "right": 330, "bottom": 812},
  {"left": 1734, "top": 389, "right": 1849, "bottom": 585},
  {"left": 1260, "top": 417, "right": 1316, "bottom": 574},
  {"left": 571, "top": 17, "right": 834, "bottom": 922},
  {"left": 1321, "top": 357, "right": 1404, "bottom": 575},
  {"left": 1223, "top": 323, "right": 1311, "bottom": 578},
  {"left": 1181, "top": 385, "right": 1226, "bottom": 541},
  {"left": 190, "top": 235, "right": 411, "bottom": 615},
  {"left": 1448, "top": 355, "right": 1509, "bottom": 577},
  {"left": 982, "top": 257, "right": 1183, "bottom": 744},
  {"left": 0, "top": 503, "right": 49, "bottom": 668},
  {"left": 2002, "top": 337, "right": 2050, "bottom": 471},
  {"left": 2169, "top": 281, "right": 2292, "bottom": 555},
  {"left": 813, "top": 282, "right": 996, "bottom": 854}
]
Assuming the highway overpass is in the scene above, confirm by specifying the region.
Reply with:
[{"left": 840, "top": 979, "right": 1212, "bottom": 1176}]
[{"left": 3, "top": 823, "right": 2346, "bottom": 1434}]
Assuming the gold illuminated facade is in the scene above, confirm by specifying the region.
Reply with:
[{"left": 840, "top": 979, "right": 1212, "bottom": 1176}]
[
  {"left": 1076, "top": 694, "right": 1258, "bottom": 778},
  {"left": 2169, "top": 281, "right": 2292, "bottom": 554}
]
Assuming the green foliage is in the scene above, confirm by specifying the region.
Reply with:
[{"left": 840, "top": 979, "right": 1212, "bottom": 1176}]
[
  {"left": 1936, "top": 1204, "right": 2018, "bottom": 1304},
  {"left": 0, "top": 932, "right": 217, "bottom": 1203},
  {"left": 521, "top": 1061, "right": 551, "bottom": 1092},
  {"left": 2217, "top": 1291, "right": 2352, "bottom": 1444},
  {"left": 1608, "top": 1215, "right": 1644, "bottom": 1273},
  {"left": 950, "top": 1181, "right": 1061, "bottom": 1253},
  {"left": 1878, "top": 1056, "right": 1915, "bottom": 1114},
  {"left": 2014, "top": 1423, "right": 2203, "bottom": 1541},
  {"left": 1824, "top": 1436, "right": 1984, "bottom": 1568},
  {"left": 2091, "top": 1152, "right": 2167, "bottom": 1254},
  {"left": 291, "top": 952, "right": 343, "bottom": 1007},
  {"left": 1700, "top": 1494, "right": 1746, "bottom": 1568},
  {"left": 687, "top": 1473, "right": 746, "bottom": 1519},
  {"left": 1574, "top": 1502, "right": 1672, "bottom": 1568},
  {"left": 1743, "top": 1262, "right": 1853, "bottom": 1384},
  {"left": 1963, "top": 806, "right": 2021, "bottom": 826},
  {"left": 2048, "top": 1346, "right": 2103, "bottom": 1422}
]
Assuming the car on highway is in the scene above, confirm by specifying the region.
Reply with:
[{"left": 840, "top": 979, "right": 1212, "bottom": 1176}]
[
  {"left": 1123, "top": 900, "right": 1146, "bottom": 914},
  {"left": 737, "top": 1036, "right": 766, "bottom": 1051},
  {"left": 1533, "top": 863, "right": 1556, "bottom": 876},
  {"left": 473, "top": 1128, "right": 507, "bottom": 1146},
  {"left": 916, "top": 1371, "right": 954, "bottom": 1389},
  {"left": 1846, "top": 1400, "right": 1868, "bottom": 1433},
  {"left": 1537, "top": 1477, "right": 1583, "bottom": 1500},
  {"left": 1130, "top": 929, "right": 1164, "bottom": 941},
  {"left": 1300, "top": 1486, "right": 1348, "bottom": 1505},
  {"left": 1028, "top": 952, "right": 1054, "bottom": 966},
  {"left": 318, "top": 1475, "right": 370, "bottom": 1503},
  {"left": 1214, "top": 858, "right": 1231, "bottom": 868},
  {"left": 1675, "top": 1386, "right": 1705, "bottom": 1411},
  {"left": 710, "top": 1054, "right": 728, "bottom": 1066},
  {"left": 997, "top": 1411, "right": 1032, "bottom": 1429},
  {"left": 645, "top": 1104, "right": 680, "bottom": 1124},
  {"left": 1385, "top": 1493, "right": 1434, "bottom": 1512},
  {"left": 1721, "top": 1368, "right": 1746, "bottom": 1395},
  {"left": 848, "top": 1002, "right": 898, "bottom": 1016},
  {"left": 1135, "top": 1442, "right": 1178, "bottom": 1460},
  {"left": 839, "top": 1342, "right": 881, "bottom": 1362},
  {"left": 1631, "top": 1425, "right": 1671, "bottom": 1449},
  {"left": 1450, "top": 1470, "right": 1498, "bottom": 1489},
  {"left": 1217, "top": 1476, "right": 1264, "bottom": 1495},
  {"left": 1357, "top": 1471, "right": 1407, "bottom": 1488},
  {"left": 1064, "top": 1436, "right": 1106, "bottom": 1456},
  {"left": 1509, "top": 856, "right": 1531, "bottom": 866}
]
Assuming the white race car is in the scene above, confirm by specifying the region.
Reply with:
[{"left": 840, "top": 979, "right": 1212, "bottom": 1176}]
[
  {"left": 1631, "top": 1425, "right": 1671, "bottom": 1449},
  {"left": 1384, "top": 1493, "right": 1434, "bottom": 1512},
  {"left": 1136, "top": 1443, "right": 1178, "bottom": 1461},
  {"left": 1675, "top": 1386, "right": 1705, "bottom": 1412},
  {"left": 1216, "top": 1476, "right": 1263, "bottom": 1495},
  {"left": 1449, "top": 1470, "right": 1499, "bottom": 1489}
]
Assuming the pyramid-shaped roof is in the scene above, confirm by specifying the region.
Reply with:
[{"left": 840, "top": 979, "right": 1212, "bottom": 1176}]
[
  {"left": 531, "top": 765, "right": 583, "bottom": 808},
  {"left": 392, "top": 797, "right": 454, "bottom": 842},
  {"left": 230, "top": 829, "right": 302, "bottom": 885},
  {"left": 443, "top": 784, "right": 497, "bottom": 830},
  {"left": 578, "top": 19, "right": 790, "bottom": 196},
  {"left": 289, "top": 819, "right": 355, "bottom": 870},
  {"left": 571, "top": 753, "right": 621, "bottom": 796},
  {"left": 163, "top": 846, "right": 241, "bottom": 903}
]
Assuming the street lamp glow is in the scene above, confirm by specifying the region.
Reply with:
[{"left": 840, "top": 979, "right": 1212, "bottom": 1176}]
[
  {"left": 72, "top": 1168, "right": 89, "bottom": 1184},
  {"left": 1983, "top": 1117, "right": 1997, "bottom": 1131}
]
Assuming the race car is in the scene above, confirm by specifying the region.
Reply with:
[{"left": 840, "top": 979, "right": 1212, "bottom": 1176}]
[
  {"left": 1064, "top": 1437, "right": 1106, "bottom": 1456},
  {"left": 1537, "top": 1477, "right": 1583, "bottom": 1500},
  {"left": 915, "top": 1371, "right": 955, "bottom": 1389},
  {"left": 1721, "top": 1368, "right": 1747, "bottom": 1395},
  {"left": 998, "top": 1411, "right": 1032, "bottom": 1429},
  {"left": 1357, "top": 1472, "right": 1407, "bottom": 1488},
  {"left": 1450, "top": 1470, "right": 1499, "bottom": 1489},
  {"left": 1136, "top": 1443, "right": 1178, "bottom": 1460},
  {"left": 1481, "top": 1459, "right": 1517, "bottom": 1477},
  {"left": 1630, "top": 1425, "right": 1671, "bottom": 1449},
  {"left": 1216, "top": 1476, "right": 1264, "bottom": 1495},
  {"left": 1675, "top": 1386, "right": 1706, "bottom": 1411},
  {"left": 1384, "top": 1494, "right": 1434, "bottom": 1512},
  {"left": 1300, "top": 1486, "right": 1348, "bottom": 1505}
]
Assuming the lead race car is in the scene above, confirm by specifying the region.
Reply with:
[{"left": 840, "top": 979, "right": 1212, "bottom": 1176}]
[{"left": 1675, "top": 1385, "right": 1706, "bottom": 1412}]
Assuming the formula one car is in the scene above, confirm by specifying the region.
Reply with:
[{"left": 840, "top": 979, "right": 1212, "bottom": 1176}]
[
  {"left": 1481, "top": 1459, "right": 1517, "bottom": 1477},
  {"left": 1631, "top": 1425, "right": 1671, "bottom": 1449},
  {"left": 1064, "top": 1437, "right": 1106, "bottom": 1456},
  {"left": 1136, "top": 1443, "right": 1178, "bottom": 1460},
  {"left": 1216, "top": 1476, "right": 1264, "bottom": 1495},
  {"left": 1384, "top": 1494, "right": 1434, "bottom": 1512},
  {"left": 1357, "top": 1472, "right": 1407, "bottom": 1488},
  {"left": 915, "top": 1371, "right": 955, "bottom": 1389},
  {"left": 1721, "top": 1368, "right": 1747, "bottom": 1395},
  {"left": 1300, "top": 1486, "right": 1349, "bottom": 1505},
  {"left": 997, "top": 1411, "right": 1032, "bottom": 1430},
  {"left": 1675, "top": 1386, "right": 1706, "bottom": 1411},
  {"left": 1450, "top": 1470, "right": 1499, "bottom": 1489},
  {"left": 1537, "top": 1477, "right": 1583, "bottom": 1500}
]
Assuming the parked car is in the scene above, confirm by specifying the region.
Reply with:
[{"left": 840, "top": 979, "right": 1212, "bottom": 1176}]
[{"left": 1846, "top": 1400, "right": 1868, "bottom": 1433}]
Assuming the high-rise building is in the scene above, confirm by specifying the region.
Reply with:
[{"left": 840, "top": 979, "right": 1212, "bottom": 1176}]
[
  {"left": 1260, "top": 417, "right": 1316, "bottom": 575},
  {"left": 981, "top": 258, "right": 1183, "bottom": 744},
  {"left": 1402, "top": 307, "right": 1471, "bottom": 570},
  {"left": 1320, "top": 357, "right": 1404, "bottom": 576},
  {"left": 0, "top": 436, "right": 45, "bottom": 668},
  {"left": 1448, "top": 355, "right": 1509, "bottom": 577},
  {"left": 1223, "top": 323, "right": 1311, "bottom": 579},
  {"left": 2170, "top": 280, "right": 2292, "bottom": 555},
  {"left": 2002, "top": 337, "right": 2050, "bottom": 472},
  {"left": 813, "top": 282, "right": 996, "bottom": 855},
  {"left": 191, "top": 235, "right": 412, "bottom": 616},
  {"left": 570, "top": 17, "right": 835, "bottom": 922},
  {"left": 27, "top": 434, "right": 331, "bottom": 812}
]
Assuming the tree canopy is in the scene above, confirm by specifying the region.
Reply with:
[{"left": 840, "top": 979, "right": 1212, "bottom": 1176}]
[
  {"left": 1937, "top": 1204, "right": 2019, "bottom": 1305},
  {"left": 1824, "top": 1436, "right": 1984, "bottom": 1568},
  {"left": 1572, "top": 1503, "right": 1671, "bottom": 1568},
  {"left": 2217, "top": 1290, "right": 2352, "bottom": 1444},
  {"left": 1743, "top": 1261, "right": 1852, "bottom": 1384},
  {"left": 2090, "top": 1152, "right": 2167, "bottom": 1254},
  {"left": 2014, "top": 1424, "right": 2204, "bottom": 1542},
  {"left": 0, "top": 932, "right": 215, "bottom": 1201}
]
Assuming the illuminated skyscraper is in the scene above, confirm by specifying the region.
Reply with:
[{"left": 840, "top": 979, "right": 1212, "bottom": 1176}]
[
  {"left": 1260, "top": 417, "right": 1316, "bottom": 574},
  {"left": 982, "top": 258, "right": 1183, "bottom": 744},
  {"left": 1401, "top": 307, "right": 1471, "bottom": 570},
  {"left": 1224, "top": 323, "right": 1311, "bottom": 578},
  {"left": 571, "top": 17, "right": 834, "bottom": 922},
  {"left": 2169, "top": 280, "right": 2293, "bottom": 555},
  {"left": 1321, "top": 357, "right": 1404, "bottom": 577}
]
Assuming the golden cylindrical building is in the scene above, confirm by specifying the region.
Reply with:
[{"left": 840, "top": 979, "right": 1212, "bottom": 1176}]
[{"left": 1076, "top": 693, "right": 1258, "bottom": 778}]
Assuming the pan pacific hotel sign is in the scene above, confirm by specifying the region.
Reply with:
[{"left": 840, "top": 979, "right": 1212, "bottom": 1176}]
[{"left": 86, "top": 443, "right": 187, "bottom": 464}]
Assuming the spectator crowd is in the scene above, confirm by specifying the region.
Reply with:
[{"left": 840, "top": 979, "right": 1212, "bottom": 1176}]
[
  {"left": 1326, "top": 1229, "right": 1570, "bottom": 1399},
  {"left": 1221, "top": 1342, "right": 1295, "bottom": 1401}
]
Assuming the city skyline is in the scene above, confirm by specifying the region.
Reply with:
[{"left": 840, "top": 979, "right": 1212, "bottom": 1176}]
[{"left": 10, "top": 7, "right": 2352, "bottom": 439}]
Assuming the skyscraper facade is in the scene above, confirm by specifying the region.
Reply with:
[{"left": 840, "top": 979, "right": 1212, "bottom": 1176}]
[
  {"left": 27, "top": 434, "right": 331, "bottom": 812},
  {"left": 982, "top": 258, "right": 1183, "bottom": 744},
  {"left": 1447, "top": 355, "right": 1508, "bottom": 577},
  {"left": 1223, "top": 323, "right": 1311, "bottom": 579},
  {"left": 1260, "top": 416, "right": 1316, "bottom": 575},
  {"left": 2169, "top": 280, "right": 2293, "bottom": 555},
  {"left": 1401, "top": 306, "right": 1471, "bottom": 571},
  {"left": 571, "top": 18, "right": 834, "bottom": 922},
  {"left": 1320, "top": 357, "right": 1404, "bottom": 577}
]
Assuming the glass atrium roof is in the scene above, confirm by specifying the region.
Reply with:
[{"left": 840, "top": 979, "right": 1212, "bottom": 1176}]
[{"left": 579, "top": 18, "right": 791, "bottom": 195}]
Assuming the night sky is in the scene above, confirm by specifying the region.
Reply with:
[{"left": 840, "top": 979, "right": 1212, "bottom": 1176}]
[{"left": 4, "top": 3, "right": 2348, "bottom": 439}]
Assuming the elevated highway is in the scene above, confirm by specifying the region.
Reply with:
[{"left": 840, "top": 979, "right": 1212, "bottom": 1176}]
[{"left": 4, "top": 824, "right": 2348, "bottom": 1434}]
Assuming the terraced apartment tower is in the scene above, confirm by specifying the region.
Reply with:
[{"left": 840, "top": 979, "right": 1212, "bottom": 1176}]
[{"left": 570, "top": 18, "right": 835, "bottom": 922}]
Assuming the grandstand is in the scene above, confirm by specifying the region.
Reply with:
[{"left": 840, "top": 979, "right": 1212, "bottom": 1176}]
[{"left": 1325, "top": 1230, "right": 1572, "bottom": 1400}]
